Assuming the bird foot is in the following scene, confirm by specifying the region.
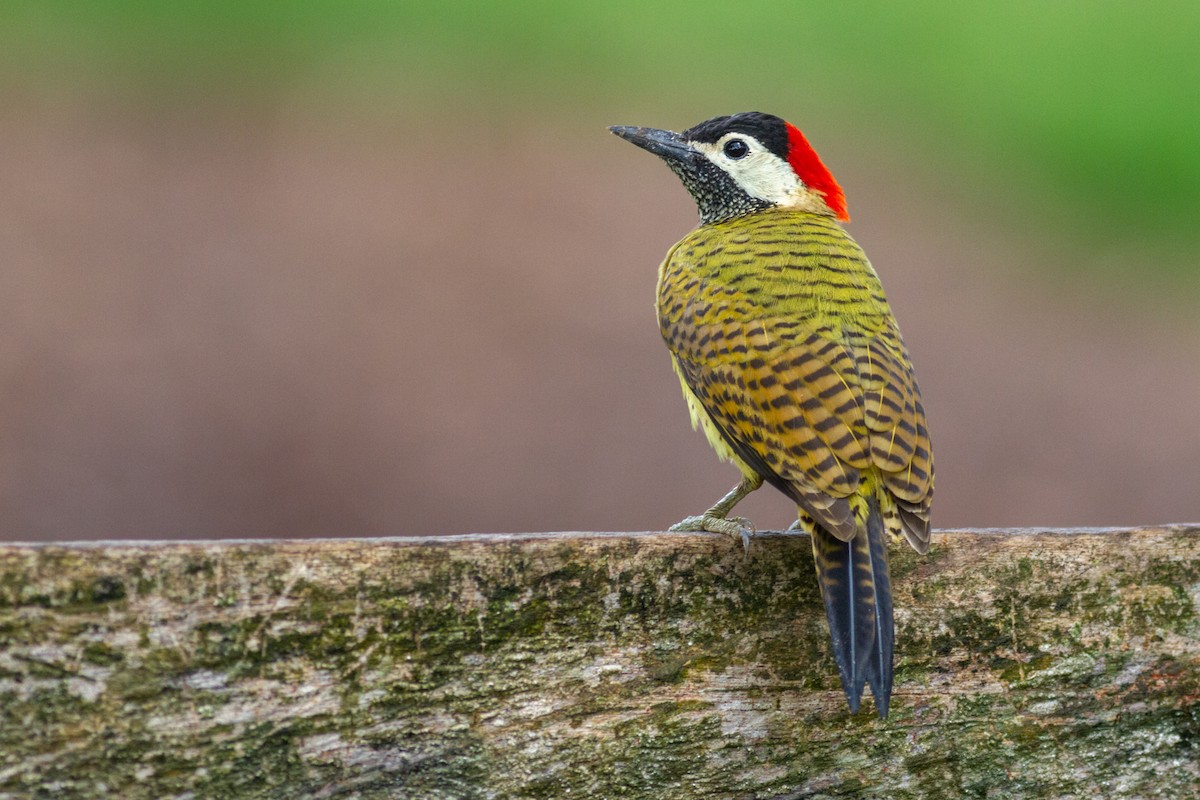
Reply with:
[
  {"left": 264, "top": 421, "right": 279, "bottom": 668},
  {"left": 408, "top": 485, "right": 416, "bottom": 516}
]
[{"left": 669, "top": 514, "right": 756, "bottom": 550}]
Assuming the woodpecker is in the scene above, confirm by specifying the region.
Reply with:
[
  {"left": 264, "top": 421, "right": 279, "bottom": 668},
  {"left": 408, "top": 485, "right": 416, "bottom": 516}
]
[{"left": 610, "top": 112, "right": 933, "bottom": 717}]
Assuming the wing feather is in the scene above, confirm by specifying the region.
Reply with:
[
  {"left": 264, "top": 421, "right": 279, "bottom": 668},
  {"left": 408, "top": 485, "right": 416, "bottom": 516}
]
[{"left": 658, "top": 212, "right": 932, "bottom": 549}]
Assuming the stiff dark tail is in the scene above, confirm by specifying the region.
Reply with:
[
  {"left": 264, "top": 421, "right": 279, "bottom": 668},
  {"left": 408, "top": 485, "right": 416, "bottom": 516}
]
[{"left": 811, "top": 500, "right": 894, "bottom": 717}]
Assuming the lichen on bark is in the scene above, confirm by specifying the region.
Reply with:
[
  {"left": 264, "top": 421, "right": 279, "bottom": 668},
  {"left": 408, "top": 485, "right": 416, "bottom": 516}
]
[{"left": 1, "top": 526, "right": 1198, "bottom": 798}]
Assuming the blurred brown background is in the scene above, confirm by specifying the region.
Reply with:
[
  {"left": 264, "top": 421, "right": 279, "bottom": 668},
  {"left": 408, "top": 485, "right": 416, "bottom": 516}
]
[{"left": 3, "top": 4, "right": 1199, "bottom": 540}]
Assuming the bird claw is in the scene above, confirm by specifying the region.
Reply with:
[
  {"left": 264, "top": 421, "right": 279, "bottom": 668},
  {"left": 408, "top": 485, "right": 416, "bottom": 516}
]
[
  {"left": 667, "top": 515, "right": 706, "bottom": 532},
  {"left": 669, "top": 514, "right": 756, "bottom": 550}
]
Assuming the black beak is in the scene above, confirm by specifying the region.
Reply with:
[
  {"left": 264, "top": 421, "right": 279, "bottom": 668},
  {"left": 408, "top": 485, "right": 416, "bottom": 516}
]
[{"left": 608, "top": 125, "right": 699, "bottom": 165}]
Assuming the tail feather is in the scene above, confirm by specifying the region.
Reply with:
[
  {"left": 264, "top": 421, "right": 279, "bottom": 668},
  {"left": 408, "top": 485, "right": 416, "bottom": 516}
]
[
  {"left": 863, "top": 506, "right": 894, "bottom": 717},
  {"left": 811, "top": 500, "right": 894, "bottom": 717}
]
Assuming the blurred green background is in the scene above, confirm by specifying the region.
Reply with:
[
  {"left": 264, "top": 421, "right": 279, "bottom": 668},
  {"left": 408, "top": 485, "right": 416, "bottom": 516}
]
[
  {"left": 3, "top": 2, "right": 1199, "bottom": 538},
  {"left": 8, "top": 2, "right": 1199, "bottom": 268}
]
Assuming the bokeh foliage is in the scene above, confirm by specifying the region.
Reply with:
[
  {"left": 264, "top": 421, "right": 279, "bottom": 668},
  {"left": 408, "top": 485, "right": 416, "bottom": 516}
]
[{"left": 4, "top": 1, "right": 1198, "bottom": 270}]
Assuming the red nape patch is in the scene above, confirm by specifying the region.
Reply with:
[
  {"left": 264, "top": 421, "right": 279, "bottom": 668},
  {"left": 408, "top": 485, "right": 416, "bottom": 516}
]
[{"left": 785, "top": 123, "right": 849, "bottom": 221}]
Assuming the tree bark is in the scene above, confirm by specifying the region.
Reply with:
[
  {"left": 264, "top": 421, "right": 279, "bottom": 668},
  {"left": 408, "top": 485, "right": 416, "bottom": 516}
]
[{"left": 1, "top": 526, "right": 1198, "bottom": 799}]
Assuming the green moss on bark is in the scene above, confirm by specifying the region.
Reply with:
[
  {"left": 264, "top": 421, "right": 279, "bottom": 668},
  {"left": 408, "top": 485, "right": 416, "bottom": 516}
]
[{"left": 1, "top": 527, "right": 1198, "bottom": 798}]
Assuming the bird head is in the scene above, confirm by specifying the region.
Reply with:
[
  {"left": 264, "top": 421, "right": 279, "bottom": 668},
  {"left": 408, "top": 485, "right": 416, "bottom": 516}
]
[{"left": 610, "top": 112, "right": 848, "bottom": 226}]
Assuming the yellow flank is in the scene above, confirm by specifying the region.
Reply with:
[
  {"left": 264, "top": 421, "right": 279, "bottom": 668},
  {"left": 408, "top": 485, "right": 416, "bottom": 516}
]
[{"left": 658, "top": 207, "right": 933, "bottom": 550}]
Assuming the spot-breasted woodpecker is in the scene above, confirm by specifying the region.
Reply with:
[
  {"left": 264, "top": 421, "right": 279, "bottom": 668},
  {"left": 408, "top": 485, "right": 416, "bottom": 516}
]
[{"left": 611, "top": 112, "right": 934, "bottom": 717}]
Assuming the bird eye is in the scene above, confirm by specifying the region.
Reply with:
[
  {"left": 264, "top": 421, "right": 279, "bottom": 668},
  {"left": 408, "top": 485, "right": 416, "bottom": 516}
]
[{"left": 723, "top": 139, "right": 749, "bottom": 159}]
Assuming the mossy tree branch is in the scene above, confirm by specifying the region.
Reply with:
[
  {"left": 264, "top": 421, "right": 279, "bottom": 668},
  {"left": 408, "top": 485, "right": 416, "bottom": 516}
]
[{"left": 1, "top": 526, "right": 1198, "bottom": 798}]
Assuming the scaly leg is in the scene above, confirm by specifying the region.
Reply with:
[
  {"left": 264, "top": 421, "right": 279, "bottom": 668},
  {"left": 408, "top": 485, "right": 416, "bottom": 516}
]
[{"left": 669, "top": 474, "right": 764, "bottom": 548}]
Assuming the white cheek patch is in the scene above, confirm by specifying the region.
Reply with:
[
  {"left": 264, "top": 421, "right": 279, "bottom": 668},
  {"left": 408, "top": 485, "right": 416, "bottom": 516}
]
[{"left": 693, "top": 136, "right": 804, "bottom": 205}]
